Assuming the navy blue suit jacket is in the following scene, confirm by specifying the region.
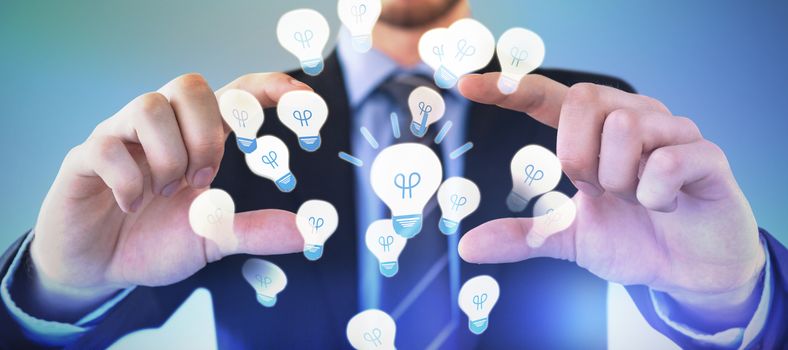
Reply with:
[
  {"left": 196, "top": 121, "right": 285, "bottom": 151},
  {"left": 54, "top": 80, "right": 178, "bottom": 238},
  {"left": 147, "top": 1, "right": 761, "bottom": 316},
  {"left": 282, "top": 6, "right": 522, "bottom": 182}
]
[{"left": 1, "top": 52, "right": 785, "bottom": 349}]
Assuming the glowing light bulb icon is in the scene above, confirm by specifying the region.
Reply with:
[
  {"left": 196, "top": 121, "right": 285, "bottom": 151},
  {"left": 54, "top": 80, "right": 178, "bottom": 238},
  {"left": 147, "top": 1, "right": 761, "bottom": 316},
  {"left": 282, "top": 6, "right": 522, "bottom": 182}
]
[
  {"left": 418, "top": 27, "right": 449, "bottom": 70},
  {"left": 459, "top": 275, "right": 500, "bottom": 335},
  {"left": 189, "top": 189, "right": 238, "bottom": 253},
  {"left": 244, "top": 135, "right": 297, "bottom": 192},
  {"left": 365, "top": 219, "right": 407, "bottom": 277},
  {"left": 437, "top": 177, "right": 480, "bottom": 235},
  {"left": 346, "top": 309, "right": 396, "bottom": 350},
  {"left": 529, "top": 191, "right": 576, "bottom": 248},
  {"left": 242, "top": 258, "right": 287, "bottom": 307},
  {"left": 507, "top": 145, "right": 562, "bottom": 212},
  {"left": 219, "top": 89, "right": 264, "bottom": 154},
  {"left": 277, "top": 9, "right": 330, "bottom": 76},
  {"left": 371, "top": 143, "right": 443, "bottom": 238},
  {"left": 277, "top": 90, "right": 329, "bottom": 152},
  {"left": 496, "top": 27, "right": 545, "bottom": 95},
  {"left": 296, "top": 199, "right": 339, "bottom": 261},
  {"left": 408, "top": 86, "right": 445, "bottom": 137},
  {"left": 433, "top": 19, "right": 495, "bottom": 89},
  {"left": 338, "top": 0, "right": 382, "bottom": 53}
]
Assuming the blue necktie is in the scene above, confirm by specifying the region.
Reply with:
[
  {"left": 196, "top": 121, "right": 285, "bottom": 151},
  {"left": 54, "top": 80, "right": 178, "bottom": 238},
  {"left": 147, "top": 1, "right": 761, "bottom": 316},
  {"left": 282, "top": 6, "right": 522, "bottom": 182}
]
[{"left": 372, "top": 73, "right": 453, "bottom": 349}]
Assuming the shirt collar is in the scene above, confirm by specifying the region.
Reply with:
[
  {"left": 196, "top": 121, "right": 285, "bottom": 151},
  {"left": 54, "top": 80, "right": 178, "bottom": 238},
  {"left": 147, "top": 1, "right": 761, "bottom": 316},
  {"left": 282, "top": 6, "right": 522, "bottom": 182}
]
[{"left": 336, "top": 29, "right": 459, "bottom": 108}]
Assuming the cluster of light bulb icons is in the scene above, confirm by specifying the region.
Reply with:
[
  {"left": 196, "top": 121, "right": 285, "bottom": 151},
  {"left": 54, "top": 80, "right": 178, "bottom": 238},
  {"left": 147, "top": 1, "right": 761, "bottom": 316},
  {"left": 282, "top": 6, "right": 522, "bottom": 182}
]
[
  {"left": 208, "top": 4, "right": 558, "bottom": 346},
  {"left": 419, "top": 20, "right": 545, "bottom": 94},
  {"left": 277, "top": 1, "right": 382, "bottom": 77}
]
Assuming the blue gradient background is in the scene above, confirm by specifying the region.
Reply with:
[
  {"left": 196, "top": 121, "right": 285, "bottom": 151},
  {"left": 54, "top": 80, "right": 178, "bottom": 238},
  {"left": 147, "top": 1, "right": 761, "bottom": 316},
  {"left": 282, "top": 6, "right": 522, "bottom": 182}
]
[{"left": 1, "top": 0, "right": 786, "bottom": 252}]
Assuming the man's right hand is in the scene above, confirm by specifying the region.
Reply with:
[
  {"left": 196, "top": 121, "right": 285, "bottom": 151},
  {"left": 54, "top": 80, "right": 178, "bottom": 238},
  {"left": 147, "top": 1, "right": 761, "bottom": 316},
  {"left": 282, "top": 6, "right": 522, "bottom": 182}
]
[{"left": 21, "top": 73, "right": 310, "bottom": 321}]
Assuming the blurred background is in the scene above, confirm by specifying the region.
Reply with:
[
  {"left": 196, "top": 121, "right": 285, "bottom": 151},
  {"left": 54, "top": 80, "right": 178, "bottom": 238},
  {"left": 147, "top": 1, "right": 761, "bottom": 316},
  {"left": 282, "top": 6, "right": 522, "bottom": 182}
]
[{"left": 1, "top": 1, "right": 786, "bottom": 251}]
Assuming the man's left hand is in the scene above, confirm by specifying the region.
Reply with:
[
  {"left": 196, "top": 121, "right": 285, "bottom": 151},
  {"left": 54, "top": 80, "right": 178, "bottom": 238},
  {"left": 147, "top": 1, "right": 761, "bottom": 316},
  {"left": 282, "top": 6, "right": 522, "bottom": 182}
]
[{"left": 457, "top": 73, "right": 765, "bottom": 329}]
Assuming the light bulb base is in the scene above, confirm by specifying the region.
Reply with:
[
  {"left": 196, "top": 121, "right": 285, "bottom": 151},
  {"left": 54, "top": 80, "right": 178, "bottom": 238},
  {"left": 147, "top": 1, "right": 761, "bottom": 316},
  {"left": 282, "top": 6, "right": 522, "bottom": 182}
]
[
  {"left": 506, "top": 191, "right": 529, "bottom": 212},
  {"left": 468, "top": 317, "right": 489, "bottom": 335},
  {"left": 298, "top": 136, "right": 322, "bottom": 152},
  {"left": 379, "top": 261, "right": 399, "bottom": 278},
  {"left": 257, "top": 294, "right": 277, "bottom": 308},
  {"left": 236, "top": 137, "right": 258, "bottom": 154},
  {"left": 434, "top": 66, "right": 459, "bottom": 89},
  {"left": 439, "top": 218, "right": 460, "bottom": 235},
  {"left": 497, "top": 75, "right": 520, "bottom": 95},
  {"left": 274, "top": 172, "right": 297, "bottom": 193},
  {"left": 300, "top": 58, "right": 325, "bottom": 76},
  {"left": 351, "top": 35, "right": 373, "bottom": 53},
  {"left": 303, "top": 244, "right": 324, "bottom": 261},
  {"left": 392, "top": 214, "right": 423, "bottom": 238},
  {"left": 409, "top": 121, "right": 428, "bottom": 138}
]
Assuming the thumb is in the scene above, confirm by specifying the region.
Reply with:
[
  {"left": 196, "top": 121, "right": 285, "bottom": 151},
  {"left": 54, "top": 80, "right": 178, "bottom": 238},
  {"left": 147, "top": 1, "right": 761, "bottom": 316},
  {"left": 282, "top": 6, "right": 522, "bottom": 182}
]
[
  {"left": 458, "top": 216, "right": 576, "bottom": 264},
  {"left": 204, "top": 209, "right": 304, "bottom": 262}
]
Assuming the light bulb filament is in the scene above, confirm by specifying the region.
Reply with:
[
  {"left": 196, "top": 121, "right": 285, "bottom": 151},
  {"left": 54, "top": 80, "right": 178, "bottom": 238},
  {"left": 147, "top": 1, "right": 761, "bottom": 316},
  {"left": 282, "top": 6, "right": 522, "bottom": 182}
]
[
  {"left": 473, "top": 293, "right": 488, "bottom": 310},
  {"left": 292, "top": 109, "right": 313, "bottom": 127},
  {"left": 293, "top": 29, "right": 314, "bottom": 49},
  {"left": 232, "top": 108, "right": 249, "bottom": 128},
  {"left": 524, "top": 164, "right": 544, "bottom": 186},
  {"left": 450, "top": 194, "right": 468, "bottom": 211},
  {"left": 308, "top": 216, "right": 325, "bottom": 234},
  {"left": 394, "top": 172, "right": 422, "bottom": 199},
  {"left": 206, "top": 208, "right": 223, "bottom": 225},
  {"left": 350, "top": 4, "right": 367, "bottom": 24},
  {"left": 256, "top": 274, "right": 272, "bottom": 289},
  {"left": 510, "top": 46, "right": 528, "bottom": 67},
  {"left": 432, "top": 45, "right": 444, "bottom": 62},
  {"left": 455, "top": 39, "right": 477, "bottom": 61},
  {"left": 363, "top": 328, "right": 383, "bottom": 347},
  {"left": 377, "top": 235, "right": 394, "bottom": 252},
  {"left": 261, "top": 151, "right": 279, "bottom": 169}
]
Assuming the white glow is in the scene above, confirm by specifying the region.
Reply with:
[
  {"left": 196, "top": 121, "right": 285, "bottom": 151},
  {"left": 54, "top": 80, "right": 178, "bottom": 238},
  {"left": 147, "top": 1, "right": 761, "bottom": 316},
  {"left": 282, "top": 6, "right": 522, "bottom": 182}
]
[
  {"left": 244, "top": 135, "right": 297, "bottom": 193},
  {"left": 418, "top": 27, "right": 449, "bottom": 70},
  {"left": 277, "top": 90, "right": 329, "bottom": 152},
  {"left": 276, "top": 9, "right": 330, "bottom": 76},
  {"left": 458, "top": 275, "right": 500, "bottom": 335},
  {"left": 433, "top": 18, "right": 495, "bottom": 89},
  {"left": 407, "top": 86, "right": 445, "bottom": 137},
  {"left": 241, "top": 258, "right": 287, "bottom": 307},
  {"left": 188, "top": 189, "right": 237, "bottom": 253},
  {"left": 218, "top": 89, "right": 264, "bottom": 154},
  {"left": 529, "top": 191, "right": 576, "bottom": 248},
  {"left": 370, "top": 143, "right": 443, "bottom": 238},
  {"left": 365, "top": 219, "right": 407, "bottom": 278},
  {"left": 507, "top": 144, "right": 562, "bottom": 212},
  {"left": 437, "top": 177, "right": 480, "bottom": 235},
  {"left": 346, "top": 309, "right": 397, "bottom": 350},
  {"left": 296, "top": 199, "right": 339, "bottom": 261},
  {"left": 496, "top": 27, "right": 546, "bottom": 94},
  {"left": 337, "top": 0, "right": 382, "bottom": 53}
]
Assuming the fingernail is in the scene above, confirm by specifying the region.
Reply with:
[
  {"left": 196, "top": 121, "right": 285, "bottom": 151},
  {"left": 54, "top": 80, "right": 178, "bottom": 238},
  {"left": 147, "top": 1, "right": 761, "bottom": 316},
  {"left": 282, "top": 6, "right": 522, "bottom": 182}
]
[
  {"left": 130, "top": 196, "right": 143, "bottom": 213},
  {"left": 574, "top": 181, "right": 603, "bottom": 196},
  {"left": 192, "top": 167, "right": 214, "bottom": 188},
  {"left": 161, "top": 180, "right": 181, "bottom": 197},
  {"left": 289, "top": 78, "right": 308, "bottom": 87}
]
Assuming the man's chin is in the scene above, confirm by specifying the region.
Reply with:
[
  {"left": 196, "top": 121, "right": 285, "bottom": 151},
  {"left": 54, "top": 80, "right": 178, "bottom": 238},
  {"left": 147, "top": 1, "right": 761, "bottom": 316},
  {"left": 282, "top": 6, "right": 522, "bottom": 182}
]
[{"left": 379, "top": 0, "right": 462, "bottom": 28}]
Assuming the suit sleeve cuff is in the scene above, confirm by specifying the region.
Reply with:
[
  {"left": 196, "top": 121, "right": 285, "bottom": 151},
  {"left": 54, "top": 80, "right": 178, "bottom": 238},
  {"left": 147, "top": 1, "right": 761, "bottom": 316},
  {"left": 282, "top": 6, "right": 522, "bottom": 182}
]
[
  {"left": 649, "top": 237, "right": 773, "bottom": 349},
  {"left": 0, "top": 231, "right": 135, "bottom": 346}
]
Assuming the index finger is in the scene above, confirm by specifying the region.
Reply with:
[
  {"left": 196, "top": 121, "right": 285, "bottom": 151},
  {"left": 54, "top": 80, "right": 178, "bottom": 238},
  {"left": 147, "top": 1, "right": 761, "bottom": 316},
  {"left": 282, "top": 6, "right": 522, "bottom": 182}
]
[
  {"left": 217, "top": 72, "right": 313, "bottom": 111},
  {"left": 458, "top": 73, "right": 568, "bottom": 128}
]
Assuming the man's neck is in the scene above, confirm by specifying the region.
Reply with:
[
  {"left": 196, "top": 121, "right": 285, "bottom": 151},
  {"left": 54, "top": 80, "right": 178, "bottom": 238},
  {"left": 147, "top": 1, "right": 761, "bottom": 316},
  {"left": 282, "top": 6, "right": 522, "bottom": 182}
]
[{"left": 372, "top": 2, "right": 470, "bottom": 67}]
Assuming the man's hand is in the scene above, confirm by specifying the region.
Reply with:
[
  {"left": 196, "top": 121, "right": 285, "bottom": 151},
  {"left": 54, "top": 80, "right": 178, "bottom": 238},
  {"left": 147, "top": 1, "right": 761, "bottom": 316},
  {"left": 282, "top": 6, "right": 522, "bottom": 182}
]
[
  {"left": 25, "top": 73, "right": 310, "bottom": 321},
  {"left": 457, "top": 73, "right": 765, "bottom": 329}
]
